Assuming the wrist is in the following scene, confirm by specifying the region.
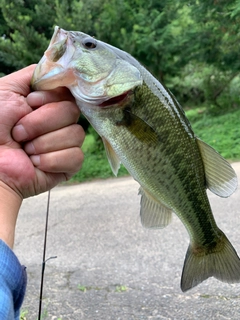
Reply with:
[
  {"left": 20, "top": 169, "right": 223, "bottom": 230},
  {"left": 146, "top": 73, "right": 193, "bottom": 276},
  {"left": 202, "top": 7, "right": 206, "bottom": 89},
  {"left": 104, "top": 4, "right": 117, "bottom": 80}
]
[{"left": 0, "top": 181, "right": 22, "bottom": 248}]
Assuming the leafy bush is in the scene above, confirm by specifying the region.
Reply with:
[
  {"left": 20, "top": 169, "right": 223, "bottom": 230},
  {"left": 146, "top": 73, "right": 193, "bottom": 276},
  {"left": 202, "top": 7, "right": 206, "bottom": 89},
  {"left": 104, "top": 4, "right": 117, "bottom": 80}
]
[
  {"left": 187, "top": 108, "right": 240, "bottom": 160},
  {"left": 167, "top": 62, "right": 240, "bottom": 114},
  {"left": 1, "top": 0, "right": 240, "bottom": 113}
]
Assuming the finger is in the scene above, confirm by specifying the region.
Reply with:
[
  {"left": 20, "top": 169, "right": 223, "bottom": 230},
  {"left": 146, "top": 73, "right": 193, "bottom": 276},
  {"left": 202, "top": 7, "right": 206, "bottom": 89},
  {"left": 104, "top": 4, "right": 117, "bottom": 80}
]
[
  {"left": 27, "top": 87, "right": 75, "bottom": 107},
  {"left": 12, "top": 101, "right": 80, "bottom": 142},
  {"left": 0, "top": 65, "right": 36, "bottom": 96},
  {"left": 30, "top": 147, "right": 84, "bottom": 177},
  {"left": 24, "top": 124, "right": 85, "bottom": 155}
]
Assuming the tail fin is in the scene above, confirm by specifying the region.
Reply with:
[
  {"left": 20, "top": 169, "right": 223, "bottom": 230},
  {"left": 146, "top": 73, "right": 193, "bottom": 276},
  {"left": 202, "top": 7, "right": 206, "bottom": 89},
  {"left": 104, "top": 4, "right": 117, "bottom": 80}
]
[{"left": 181, "top": 231, "right": 240, "bottom": 292}]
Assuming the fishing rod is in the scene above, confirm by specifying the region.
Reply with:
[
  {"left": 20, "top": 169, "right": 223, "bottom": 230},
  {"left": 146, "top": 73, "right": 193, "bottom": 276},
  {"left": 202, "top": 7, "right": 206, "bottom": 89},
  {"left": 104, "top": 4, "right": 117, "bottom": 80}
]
[{"left": 38, "top": 190, "right": 57, "bottom": 320}]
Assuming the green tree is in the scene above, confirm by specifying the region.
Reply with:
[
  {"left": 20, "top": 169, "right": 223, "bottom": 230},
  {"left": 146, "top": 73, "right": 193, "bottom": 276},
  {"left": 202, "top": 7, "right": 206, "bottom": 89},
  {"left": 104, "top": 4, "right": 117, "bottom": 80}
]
[
  {"left": 0, "top": 0, "right": 106, "bottom": 74},
  {"left": 0, "top": 0, "right": 239, "bottom": 111},
  {"left": 0, "top": 0, "right": 52, "bottom": 74},
  {"left": 93, "top": 0, "right": 193, "bottom": 82},
  {"left": 0, "top": 0, "right": 192, "bottom": 80},
  {"left": 176, "top": 0, "right": 240, "bottom": 109}
]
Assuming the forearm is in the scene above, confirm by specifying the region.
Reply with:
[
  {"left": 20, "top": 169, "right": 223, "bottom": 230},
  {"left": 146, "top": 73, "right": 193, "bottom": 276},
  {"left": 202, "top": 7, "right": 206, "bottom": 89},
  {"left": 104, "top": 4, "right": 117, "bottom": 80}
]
[
  {"left": 0, "top": 181, "right": 22, "bottom": 248},
  {"left": 0, "top": 239, "right": 27, "bottom": 319}
]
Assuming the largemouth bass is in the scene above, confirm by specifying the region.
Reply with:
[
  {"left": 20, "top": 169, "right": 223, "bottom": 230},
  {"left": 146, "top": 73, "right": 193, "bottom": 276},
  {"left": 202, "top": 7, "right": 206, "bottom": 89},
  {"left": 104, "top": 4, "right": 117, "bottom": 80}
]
[{"left": 32, "top": 26, "right": 239, "bottom": 292}]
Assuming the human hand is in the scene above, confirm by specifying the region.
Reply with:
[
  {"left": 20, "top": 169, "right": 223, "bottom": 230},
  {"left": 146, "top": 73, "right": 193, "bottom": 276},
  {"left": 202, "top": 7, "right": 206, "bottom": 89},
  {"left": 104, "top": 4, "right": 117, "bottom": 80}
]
[
  {"left": 0, "top": 65, "right": 84, "bottom": 247},
  {"left": 0, "top": 65, "right": 84, "bottom": 200}
]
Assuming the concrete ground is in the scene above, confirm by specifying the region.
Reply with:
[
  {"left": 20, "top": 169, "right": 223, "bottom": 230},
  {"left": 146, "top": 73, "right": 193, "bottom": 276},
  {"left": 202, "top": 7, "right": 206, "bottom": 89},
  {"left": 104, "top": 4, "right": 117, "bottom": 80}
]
[{"left": 15, "top": 163, "right": 240, "bottom": 320}]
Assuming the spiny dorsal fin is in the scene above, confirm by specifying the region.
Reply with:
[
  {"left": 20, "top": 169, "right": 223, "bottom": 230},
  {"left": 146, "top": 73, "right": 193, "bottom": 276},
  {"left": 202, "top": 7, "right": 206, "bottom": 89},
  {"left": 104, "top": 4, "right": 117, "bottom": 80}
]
[
  {"left": 102, "top": 137, "right": 121, "bottom": 176},
  {"left": 197, "top": 138, "right": 238, "bottom": 198},
  {"left": 139, "top": 187, "right": 172, "bottom": 229}
]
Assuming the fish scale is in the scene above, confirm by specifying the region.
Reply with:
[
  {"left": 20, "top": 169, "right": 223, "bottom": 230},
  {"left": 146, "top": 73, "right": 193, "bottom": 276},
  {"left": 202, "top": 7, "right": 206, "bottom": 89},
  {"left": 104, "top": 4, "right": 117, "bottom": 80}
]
[
  {"left": 81, "top": 79, "right": 222, "bottom": 258},
  {"left": 31, "top": 26, "right": 240, "bottom": 292}
]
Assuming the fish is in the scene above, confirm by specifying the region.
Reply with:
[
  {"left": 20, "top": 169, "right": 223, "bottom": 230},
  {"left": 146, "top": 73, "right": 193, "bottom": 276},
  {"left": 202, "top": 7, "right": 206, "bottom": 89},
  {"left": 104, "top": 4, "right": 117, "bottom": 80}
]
[{"left": 31, "top": 26, "right": 240, "bottom": 292}]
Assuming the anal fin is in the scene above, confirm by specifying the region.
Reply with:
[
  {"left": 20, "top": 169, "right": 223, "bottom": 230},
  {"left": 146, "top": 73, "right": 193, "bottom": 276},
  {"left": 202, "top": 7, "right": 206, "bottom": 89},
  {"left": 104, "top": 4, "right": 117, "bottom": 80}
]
[{"left": 139, "top": 187, "right": 172, "bottom": 229}]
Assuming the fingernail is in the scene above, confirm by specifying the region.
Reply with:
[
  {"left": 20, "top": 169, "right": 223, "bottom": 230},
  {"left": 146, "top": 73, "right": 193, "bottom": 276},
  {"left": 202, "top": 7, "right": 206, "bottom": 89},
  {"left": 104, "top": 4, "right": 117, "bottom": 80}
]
[
  {"left": 25, "top": 142, "right": 35, "bottom": 154},
  {"left": 27, "top": 92, "right": 44, "bottom": 106},
  {"left": 13, "top": 124, "right": 28, "bottom": 141},
  {"left": 30, "top": 155, "right": 40, "bottom": 166}
]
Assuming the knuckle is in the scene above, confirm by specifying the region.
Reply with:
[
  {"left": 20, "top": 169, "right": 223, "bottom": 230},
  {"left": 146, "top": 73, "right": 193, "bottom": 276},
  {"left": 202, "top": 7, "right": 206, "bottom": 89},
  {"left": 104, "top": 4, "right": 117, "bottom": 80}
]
[
  {"left": 67, "top": 148, "right": 84, "bottom": 174},
  {"left": 67, "top": 124, "right": 85, "bottom": 147},
  {"left": 38, "top": 147, "right": 84, "bottom": 174},
  {"left": 73, "top": 147, "right": 84, "bottom": 170},
  {"left": 65, "top": 101, "right": 80, "bottom": 122},
  {"left": 73, "top": 124, "right": 85, "bottom": 145}
]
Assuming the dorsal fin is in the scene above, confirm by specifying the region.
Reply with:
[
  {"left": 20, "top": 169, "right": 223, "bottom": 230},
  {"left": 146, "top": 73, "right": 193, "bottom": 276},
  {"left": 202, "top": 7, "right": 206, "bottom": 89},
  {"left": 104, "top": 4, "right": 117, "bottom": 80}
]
[
  {"left": 139, "top": 187, "right": 172, "bottom": 229},
  {"left": 102, "top": 137, "right": 121, "bottom": 176},
  {"left": 197, "top": 138, "right": 238, "bottom": 197}
]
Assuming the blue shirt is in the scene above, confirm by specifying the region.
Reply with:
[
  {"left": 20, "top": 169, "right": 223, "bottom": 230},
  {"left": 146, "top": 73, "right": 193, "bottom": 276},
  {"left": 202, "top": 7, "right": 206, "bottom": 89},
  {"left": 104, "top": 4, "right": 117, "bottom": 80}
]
[{"left": 0, "top": 240, "right": 27, "bottom": 319}]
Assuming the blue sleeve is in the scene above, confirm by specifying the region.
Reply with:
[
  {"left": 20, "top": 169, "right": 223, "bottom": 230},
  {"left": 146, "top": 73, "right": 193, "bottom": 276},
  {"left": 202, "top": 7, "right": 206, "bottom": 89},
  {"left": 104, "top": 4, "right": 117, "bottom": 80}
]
[{"left": 0, "top": 240, "right": 27, "bottom": 320}]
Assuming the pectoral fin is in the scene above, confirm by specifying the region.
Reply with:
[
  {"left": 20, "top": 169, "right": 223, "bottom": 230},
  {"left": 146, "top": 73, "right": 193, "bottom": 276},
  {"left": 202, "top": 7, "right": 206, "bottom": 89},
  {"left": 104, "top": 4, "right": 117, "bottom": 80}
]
[
  {"left": 127, "top": 110, "right": 159, "bottom": 144},
  {"left": 102, "top": 137, "right": 121, "bottom": 176},
  {"left": 197, "top": 138, "right": 237, "bottom": 197},
  {"left": 139, "top": 187, "right": 172, "bottom": 228}
]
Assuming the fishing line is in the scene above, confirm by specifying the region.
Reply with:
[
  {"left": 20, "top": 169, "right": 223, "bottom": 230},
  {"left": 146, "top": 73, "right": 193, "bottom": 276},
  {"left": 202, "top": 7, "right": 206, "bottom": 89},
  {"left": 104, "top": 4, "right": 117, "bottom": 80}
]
[{"left": 38, "top": 190, "right": 57, "bottom": 320}]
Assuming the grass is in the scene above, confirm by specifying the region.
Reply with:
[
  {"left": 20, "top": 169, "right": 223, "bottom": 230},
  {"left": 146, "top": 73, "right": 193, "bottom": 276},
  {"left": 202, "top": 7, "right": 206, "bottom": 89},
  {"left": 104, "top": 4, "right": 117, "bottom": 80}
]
[
  {"left": 186, "top": 107, "right": 240, "bottom": 161},
  {"left": 20, "top": 309, "right": 28, "bottom": 320},
  {"left": 20, "top": 308, "right": 62, "bottom": 320},
  {"left": 69, "top": 107, "right": 240, "bottom": 183},
  {"left": 77, "top": 283, "right": 127, "bottom": 292},
  {"left": 115, "top": 285, "right": 127, "bottom": 292},
  {"left": 78, "top": 284, "right": 87, "bottom": 292}
]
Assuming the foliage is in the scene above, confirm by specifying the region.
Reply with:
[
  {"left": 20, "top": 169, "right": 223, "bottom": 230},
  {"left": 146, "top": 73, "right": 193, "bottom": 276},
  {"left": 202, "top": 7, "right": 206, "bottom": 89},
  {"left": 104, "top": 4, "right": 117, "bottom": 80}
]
[
  {"left": 115, "top": 285, "right": 127, "bottom": 292},
  {"left": 174, "top": 0, "right": 240, "bottom": 107},
  {"left": 186, "top": 108, "right": 240, "bottom": 160},
  {"left": 185, "top": 0, "right": 240, "bottom": 72},
  {"left": 0, "top": 0, "right": 239, "bottom": 182},
  {"left": 1, "top": 0, "right": 240, "bottom": 110},
  {"left": 20, "top": 308, "right": 28, "bottom": 320},
  {"left": 0, "top": 2, "right": 239, "bottom": 102},
  {"left": 0, "top": 0, "right": 50, "bottom": 73}
]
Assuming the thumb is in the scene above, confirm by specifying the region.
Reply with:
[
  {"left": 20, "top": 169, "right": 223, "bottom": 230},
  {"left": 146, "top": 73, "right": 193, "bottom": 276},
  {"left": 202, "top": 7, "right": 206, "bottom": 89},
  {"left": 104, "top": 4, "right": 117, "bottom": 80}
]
[{"left": 0, "top": 64, "right": 37, "bottom": 97}]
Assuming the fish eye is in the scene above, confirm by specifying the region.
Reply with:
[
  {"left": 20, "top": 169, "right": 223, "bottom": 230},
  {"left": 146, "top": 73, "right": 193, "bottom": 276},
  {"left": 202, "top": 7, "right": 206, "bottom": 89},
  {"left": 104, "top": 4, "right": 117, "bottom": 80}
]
[{"left": 82, "top": 38, "right": 97, "bottom": 49}]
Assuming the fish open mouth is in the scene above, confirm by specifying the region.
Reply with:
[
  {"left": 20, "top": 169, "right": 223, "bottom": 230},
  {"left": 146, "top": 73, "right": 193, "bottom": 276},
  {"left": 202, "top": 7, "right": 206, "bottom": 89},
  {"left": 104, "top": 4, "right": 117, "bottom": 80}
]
[{"left": 99, "top": 91, "right": 130, "bottom": 107}]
